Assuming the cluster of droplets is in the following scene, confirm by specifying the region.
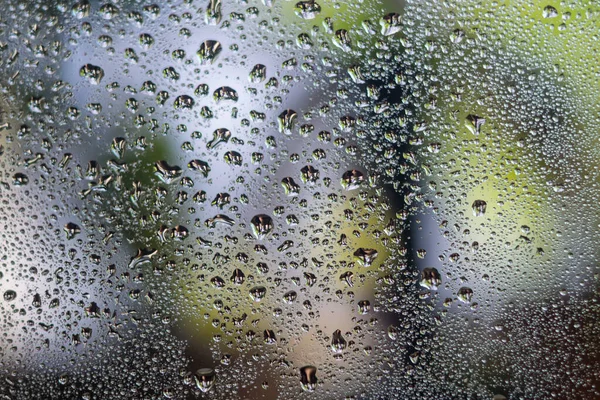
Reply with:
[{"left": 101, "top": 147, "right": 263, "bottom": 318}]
[{"left": 1, "top": 0, "right": 599, "bottom": 399}]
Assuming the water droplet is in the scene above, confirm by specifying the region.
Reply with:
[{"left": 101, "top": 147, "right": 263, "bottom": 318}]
[
  {"left": 358, "top": 300, "right": 370, "bottom": 314},
  {"left": 277, "top": 240, "right": 294, "bottom": 252},
  {"left": 111, "top": 137, "right": 126, "bottom": 159},
  {"left": 224, "top": 151, "right": 243, "bottom": 166},
  {"left": 211, "top": 193, "right": 231, "bottom": 209},
  {"left": 295, "top": 1, "right": 321, "bottom": 20},
  {"left": 300, "top": 165, "right": 319, "bottom": 184},
  {"left": 341, "top": 170, "right": 364, "bottom": 190},
  {"left": 205, "top": 0, "right": 222, "bottom": 24},
  {"left": 348, "top": 65, "right": 365, "bottom": 84},
  {"left": 197, "top": 40, "right": 222, "bottom": 64},
  {"left": 142, "top": 4, "right": 160, "bottom": 19},
  {"left": 80, "top": 64, "right": 104, "bottom": 85},
  {"left": 465, "top": 115, "right": 485, "bottom": 135},
  {"left": 64, "top": 223, "right": 81, "bottom": 240},
  {"left": 249, "top": 64, "right": 267, "bottom": 83},
  {"left": 138, "top": 33, "right": 155, "bottom": 50},
  {"left": 230, "top": 269, "right": 245, "bottom": 285},
  {"left": 420, "top": 268, "right": 441, "bottom": 290},
  {"left": 194, "top": 368, "right": 216, "bottom": 393},
  {"left": 340, "top": 271, "right": 354, "bottom": 287},
  {"left": 409, "top": 351, "right": 420, "bottom": 364},
  {"left": 188, "top": 159, "right": 211, "bottom": 177},
  {"left": 249, "top": 286, "right": 267, "bottom": 302},
  {"left": 380, "top": 13, "right": 402, "bottom": 36},
  {"left": 129, "top": 248, "right": 158, "bottom": 269},
  {"left": 13, "top": 173, "right": 29, "bottom": 186},
  {"left": 450, "top": 28, "right": 465, "bottom": 44},
  {"left": 205, "top": 214, "right": 235, "bottom": 227},
  {"left": 333, "top": 29, "right": 352, "bottom": 52},
  {"left": 387, "top": 325, "right": 399, "bottom": 340},
  {"left": 457, "top": 287, "right": 474, "bottom": 303},
  {"left": 32, "top": 293, "right": 41, "bottom": 308},
  {"left": 354, "top": 248, "right": 378, "bottom": 267},
  {"left": 72, "top": 1, "right": 90, "bottom": 19},
  {"left": 543, "top": 5, "right": 558, "bottom": 19},
  {"left": 207, "top": 128, "right": 231, "bottom": 149},
  {"left": 299, "top": 366, "right": 318, "bottom": 391},
  {"left": 331, "top": 329, "right": 347, "bottom": 353},
  {"left": 304, "top": 272, "right": 317, "bottom": 287},
  {"left": 281, "top": 177, "right": 300, "bottom": 196},
  {"left": 296, "top": 33, "right": 314, "bottom": 49},
  {"left": 251, "top": 214, "right": 274, "bottom": 239},
  {"left": 3, "top": 290, "right": 17, "bottom": 302},
  {"left": 174, "top": 95, "right": 195, "bottom": 109},
  {"left": 283, "top": 290, "right": 297, "bottom": 304},
  {"left": 210, "top": 276, "right": 225, "bottom": 288},
  {"left": 99, "top": 3, "right": 119, "bottom": 20},
  {"left": 213, "top": 86, "right": 238, "bottom": 103},
  {"left": 472, "top": 200, "right": 487, "bottom": 216},
  {"left": 154, "top": 160, "right": 182, "bottom": 184},
  {"left": 278, "top": 109, "right": 297, "bottom": 135},
  {"left": 172, "top": 225, "right": 189, "bottom": 241}
]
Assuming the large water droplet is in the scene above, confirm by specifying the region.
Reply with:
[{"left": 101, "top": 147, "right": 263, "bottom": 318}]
[
  {"left": 420, "top": 268, "right": 441, "bottom": 290},
  {"left": 295, "top": 1, "right": 321, "bottom": 20},
  {"left": 80, "top": 64, "right": 104, "bottom": 85},
  {"left": 251, "top": 214, "right": 274, "bottom": 239},
  {"left": 207, "top": 128, "right": 231, "bottom": 149},
  {"left": 278, "top": 109, "right": 297, "bottom": 135},
  {"left": 154, "top": 160, "right": 182, "bottom": 184},
  {"left": 472, "top": 200, "right": 487, "bottom": 217},
  {"left": 249, "top": 64, "right": 267, "bottom": 83},
  {"left": 194, "top": 368, "right": 216, "bottom": 393},
  {"left": 299, "top": 366, "right": 318, "bottom": 392},
  {"left": 457, "top": 287, "right": 474, "bottom": 303},
  {"left": 341, "top": 170, "right": 365, "bottom": 190},
  {"left": 197, "top": 40, "right": 222, "bottom": 64},
  {"left": 3, "top": 290, "right": 17, "bottom": 302},
  {"left": 331, "top": 329, "right": 347, "bottom": 353},
  {"left": 354, "top": 248, "right": 378, "bottom": 267}
]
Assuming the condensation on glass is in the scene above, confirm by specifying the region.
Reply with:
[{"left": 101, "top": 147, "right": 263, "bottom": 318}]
[{"left": 0, "top": 0, "right": 599, "bottom": 399}]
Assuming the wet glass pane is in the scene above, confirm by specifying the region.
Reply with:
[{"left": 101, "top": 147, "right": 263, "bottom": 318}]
[{"left": 0, "top": 0, "right": 599, "bottom": 399}]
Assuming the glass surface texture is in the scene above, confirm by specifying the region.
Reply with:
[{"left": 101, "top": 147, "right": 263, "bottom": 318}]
[{"left": 0, "top": 0, "right": 599, "bottom": 399}]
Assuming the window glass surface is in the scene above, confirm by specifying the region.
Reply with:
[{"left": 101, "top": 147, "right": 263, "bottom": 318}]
[{"left": 0, "top": 1, "right": 599, "bottom": 399}]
